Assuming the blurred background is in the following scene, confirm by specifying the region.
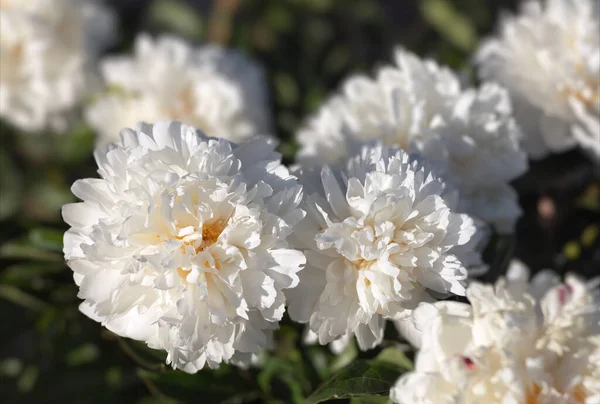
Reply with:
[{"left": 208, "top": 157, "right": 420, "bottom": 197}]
[{"left": 1, "top": 0, "right": 598, "bottom": 403}]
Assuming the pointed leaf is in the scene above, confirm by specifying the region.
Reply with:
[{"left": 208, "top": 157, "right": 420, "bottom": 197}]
[
  {"left": 306, "top": 359, "right": 404, "bottom": 404},
  {"left": 374, "top": 347, "right": 413, "bottom": 370}
]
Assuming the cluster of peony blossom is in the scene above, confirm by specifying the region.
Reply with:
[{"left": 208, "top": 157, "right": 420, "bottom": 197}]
[{"left": 2, "top": 0, "right": 598, "bottom": 402}]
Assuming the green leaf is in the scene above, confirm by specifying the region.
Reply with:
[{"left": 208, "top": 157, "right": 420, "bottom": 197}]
[
  {"left": 306, "top": 346, "right": 330, "bottom": 381},
  {"left": 136, "top": 370, "right": 183, "bottom": 404},
  {"left": 0, "top": 284, "right": 49, "bottom": 312},
  {"left": 0, "top": 358, "right": 23, "bottom": 377},
  {"left": 330, "top": 339, "right": 358, "bottom": 373},
  {"left": 420, "top": 0, "right": 477, "bottom": 51},
  {"left": 293, "top": 0, "right": 334, "bottom": 12},
  {"left": 274, "top": 72, "right": 299, "bottom": 107},
  {"left": 563, "top": 240, "right": 581, "bottom": 260},
  {"left": 135, "top": 398, "right": 177, "bottom": 404},
  {"left": 15, "top": 133, "right": 53, "bottom": 164},
  {"left": 221, "top": 391, "right": 262, "bottom": 404},
  {"left": 17, "top": 365, "right": 39, "bottom": 392},
  {"left": 264, "top": 5, "right": 293, "bottom": 32},
  {"left": 22, "top": 176, "right": 74, "bottom": 222},
  {"left": 131, "top": 340, "right": 169, "bottom": 363},
  {"left": 581, "top": 224, "right": 599, "bottom": 247},
  {"left": 578, "top": 184, "right": 600, "bottom": 212},
  {"left": 306, "top": 360, "right": 403, "bottom": 404},
  {"left": 148, "top": 0, "right": 203, "bottom": 41},
  {"left": 374, "top": 347, "right": 413, "bottom": 370},
  {"left": 66, "top": 343, "right": 100, "bottom": 367},
  {"left": 28, "top": 228, "right": 64, "bottom": 251},
  {"left": 136, "top": 365, "right": 253, "bottom": 403},
  {"left": 258, "top": 356, "right": 307, "bottom": 403},
  {"left": 323, "top": 46, "right": 350, "bottom": 74},
  {"left": 2, "top": 262, "right": 64, "bottom": 279},
  {"left": 105, "top": 367, "right": 123, "bottom": 388},
  {"left": 55, "top": 122, "right": 95, "bottom": 165},
  {"left": 0, "top": 148, "right": 23, "bottom": 220},
  {"left": 304, "top": 86, "right": 326, "bottom": 111},
  {"left": 1, "top": 262, "right": 65, "bottom": 288},
  {"left": 103, "top": 334, "right": 164, "bottom": 370},
  {"left": 278, "top": 139, "right": 299, "bottom": 163},
  {"left": 36, "top": 307, "right": 61, "bottom": 332},
  {"left": 0, "top": 241, "right": 62, "bottom": 261},
  {"left": 351, "top": 0, "right": 381, "bottom": 21},
  {"left": 350, "top": 396, "right": 390, "bottom": 404}
]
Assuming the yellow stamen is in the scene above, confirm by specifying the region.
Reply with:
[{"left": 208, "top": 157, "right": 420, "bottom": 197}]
[
  {"left": 177, "top": 267, "right": 190, "bottom": 280},
  {"left": 198, "top": 218, "right": 226, "bottom": 252},
  {"left": 526, "top": 384, "right": 541, "bottom": 404},
  {"left": 351, "top": 258, "right": 374, "bottom": 271},
  {"left": 573, "top": 383, "right": 587, "bottom": 403}
]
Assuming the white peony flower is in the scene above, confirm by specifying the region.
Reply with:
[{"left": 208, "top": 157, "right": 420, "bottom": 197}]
[
  {"left": 86, "top": 34, "right": 272, "bottom": 147},
  {"left": 0, "top": 0, "right": 115, "bottom": 132},
  {"left": 286, "top": 144, "right": 484, "bottom": 351},
  {"left": 391, "top": 260, "right": 600, "bottom": 404},
  {"left": 62, "top": 121, "right": 305, "bottom": 373},
  {"left": 296, "top": 48, "right": 527, "bottom": 234},
  {"left": 476, "top": 0, "right": 600, "bottom": 160}
]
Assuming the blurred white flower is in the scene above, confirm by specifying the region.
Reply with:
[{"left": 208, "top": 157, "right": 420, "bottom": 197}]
[
  {"left": 62, "top": 121, "right": 305, "bottom": 373},
  {"left": 286, "top": 144, "right": 484, "bottom": 351},
  {"left": 391, "top": 260, "right": 600, "bottom": 404},
  {"left": 476, "top": 0, "right": 600, "bottom": 160},
  {"left": 0, "top": 0, "right": 114, "bottom": 131},
  {"left": 86, "top": 34, "right": 272, "bottom": 147},
  {"left": 297, "top": 49, "right": 527, "bottom": 234},
  {"left": 303, "top": 327, "right": 352, "bottom": 355}
]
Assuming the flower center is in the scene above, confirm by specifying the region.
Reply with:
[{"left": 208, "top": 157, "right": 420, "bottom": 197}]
[
  {"left": 562, "top": 62, "right": 600, "bottom": 109},
  {"left": 177, "top": 266, "right": 191, "bottom": 280},
  {"left": 525, "top": 384, "right": 542, "bottom": 404},
  {"left": 572, "top": 384, "right": 587, "bottom": 403},
  {"left": 176, "top": 218, "right": 227, "bottom": 281},
  {"left": 350, "top": 258, "right": 375, "bottom": 286},
  {"left": 393, "top": 131, "right": 409, "bottom": 151},
  {"left": 166, "top": 88, "right": 195, "bottom": 119},
  {"left": 199, "top": 218, "right": 226, "bottom": 252},
  {"left": 525, "top": 382, "right": 586, "bottom": 404},
  {"left": 10, "top": 43, "right": 23, "bottom": 59},
  {"left": 350, "top": 258, "right": 374, "bottom": 271},
  {"left": 562, "top": 84, "right": 600, "bottom": 108},
  {"left": 164, "top": 88, "right": 212, "bottom": 135}
]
